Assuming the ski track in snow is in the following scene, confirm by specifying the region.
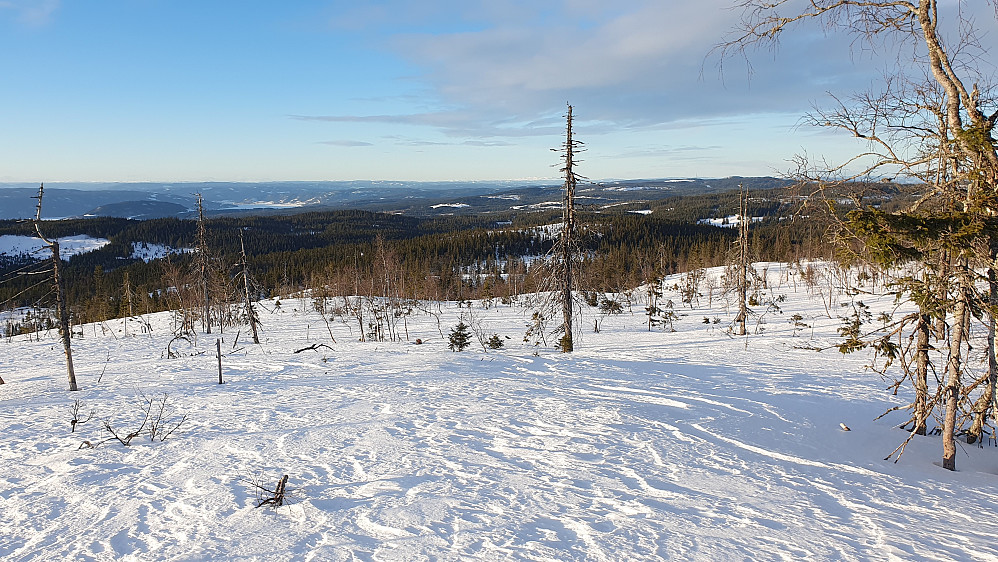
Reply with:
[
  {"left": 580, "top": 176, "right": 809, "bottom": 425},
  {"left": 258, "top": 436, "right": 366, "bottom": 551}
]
[{"left": 2, "top": 263, "right": 997, "bottom": 560}]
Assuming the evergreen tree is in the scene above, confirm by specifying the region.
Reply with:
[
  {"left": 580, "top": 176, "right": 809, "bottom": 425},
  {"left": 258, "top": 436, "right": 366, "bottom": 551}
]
[{"left": 448, "top": 321, "right": 472, "bottom": 352}]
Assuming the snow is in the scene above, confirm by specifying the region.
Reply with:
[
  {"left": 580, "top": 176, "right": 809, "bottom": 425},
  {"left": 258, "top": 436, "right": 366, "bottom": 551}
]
[
  {"left": 220, "top": 199, "right": 321, "bottom": 209},
  {"left": 0, "top": 234, "right": 110, "bottom": 260},
  {"left": 130, "top": 242, "right": 194, "bottom": 262},
  {"left": 0, "top": 236, "right": 189, "bottom": 264},
  {"left": 697, "top": 216, "right": 765, "bottom": 228},
  {"left": 430, "top": 203, "right": 471, "bottom": 209},
  {"left": 1, "top": 263, "right": 996, "bottom": 560},
  {"left": 511, "top": 201, "right": 562, "bottom": 210}
]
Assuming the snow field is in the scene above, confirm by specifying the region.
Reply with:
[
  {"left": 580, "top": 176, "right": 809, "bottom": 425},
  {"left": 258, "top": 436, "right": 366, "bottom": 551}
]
[{"left": 1, "top": 263, "right": 997, "bottom": 560}]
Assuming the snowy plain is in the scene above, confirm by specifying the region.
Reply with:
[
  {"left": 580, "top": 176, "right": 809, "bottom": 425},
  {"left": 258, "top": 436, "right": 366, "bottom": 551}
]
[{"left": 1, "top": 263, "right": 997, "bottom": 561}]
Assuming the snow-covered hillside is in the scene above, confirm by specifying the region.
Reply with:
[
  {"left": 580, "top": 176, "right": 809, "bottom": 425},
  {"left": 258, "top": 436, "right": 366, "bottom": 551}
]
[
  {"left": 0, "top": 234, "right": 109, "bottom": 260},
  {"left": 1, "top": 263, "right": 996, "bottom": 560}
]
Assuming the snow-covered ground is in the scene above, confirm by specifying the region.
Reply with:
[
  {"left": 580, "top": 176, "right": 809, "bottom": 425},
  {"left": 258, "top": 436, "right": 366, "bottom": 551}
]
[
  {"left": 130, "top": 242, "right": 193, "bottom": 263},
  {"left": 0, "top": 234, "right": 110, "bottom": 260},
  {"left": 0, "top": 238, "right": 190, "bottom": 265},
  {"left": 1, "top": 263, "right": 996, "bottom": 561}
]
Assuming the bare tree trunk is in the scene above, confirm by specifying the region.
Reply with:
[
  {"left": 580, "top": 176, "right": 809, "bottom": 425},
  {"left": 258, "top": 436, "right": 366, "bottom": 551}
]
[
  {"left": 968, "top": 267, "right": 998, "bottom": 443},
  {"left": 33, "top": 184, "right": 78, "bottom": 391},
  {"left": 239, "top": 229, "right": 260, "bottom": 344},
  {"left": 122, "top": 271, "right": 133, "bottom": 337},
  {"left": 934, "top": 250, "right": 950, "bottom": 340},
  {"left": 51, "top": 240, "right": 77, "bottom": 391},
  {"left": 942, "top": 261, "right": 970, "bottom": 470},
  {"left": 991, "top": 265, "right": 998, "bottom": 439},
  {"left": 354, "top": 254, "right": 366, "bottom": 342}
]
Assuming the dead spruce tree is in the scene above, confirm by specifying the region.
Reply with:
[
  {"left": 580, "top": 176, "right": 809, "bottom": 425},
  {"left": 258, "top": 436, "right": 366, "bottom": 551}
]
[
  {"left": 531, "top": 104, "right": 585, "bottom": 352},
  {"left": 238, "top": 229, "right": 261, "bottom": 344},
  {"left": 716, "top": 0, "right": 998, "bottom": 470},
  {"left": 32, "top": 184, "right": 79, "bottom": 391},
  {"left": 733, "top": 184, "right": 751, "bottom": 336},
  {"left": 194, "top": 193, "right": 212, "bottom": 334},
  {"left": 558, "top": 104, "right": 580, "bottom": 352}
]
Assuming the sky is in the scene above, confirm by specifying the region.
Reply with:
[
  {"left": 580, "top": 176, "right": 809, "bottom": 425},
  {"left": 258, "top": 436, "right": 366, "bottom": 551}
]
[{"left": 0, "top": 0, "right": 994, "bottom": 183}]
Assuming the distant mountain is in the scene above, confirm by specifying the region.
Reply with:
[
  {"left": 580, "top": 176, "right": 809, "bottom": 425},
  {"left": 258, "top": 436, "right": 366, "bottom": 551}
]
[
  {"left": 0, "top": 187, "right": 185, "bottom": 220},
  {"left": 0, "top": 181, "right": 519, "bottom": 220},
  {"left": 0, "top": 177, "right": 791, "bottom": 220}
]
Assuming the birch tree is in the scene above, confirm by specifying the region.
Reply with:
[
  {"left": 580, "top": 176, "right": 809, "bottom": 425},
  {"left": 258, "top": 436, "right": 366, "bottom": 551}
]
[{"left": 717, "top": 0, "right": 998, "bottom": 470}]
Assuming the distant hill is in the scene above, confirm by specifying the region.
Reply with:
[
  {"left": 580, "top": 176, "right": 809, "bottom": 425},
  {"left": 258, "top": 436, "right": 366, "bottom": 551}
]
[
  {"left": 0, "top": 188, "right": 179, "bottom": 220},
  {"left": 84, "top": 200, "right": 189, "bottom": 220}
]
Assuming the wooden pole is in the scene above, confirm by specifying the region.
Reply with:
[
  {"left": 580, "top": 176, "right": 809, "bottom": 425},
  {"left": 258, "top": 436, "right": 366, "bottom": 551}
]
[{"left": 216, "top": 338, "right": 223, "bottom": 384}]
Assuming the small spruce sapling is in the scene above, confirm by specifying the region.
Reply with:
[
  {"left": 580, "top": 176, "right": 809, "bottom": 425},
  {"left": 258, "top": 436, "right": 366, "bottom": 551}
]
[
  {"left": 837, "top": 300, "right": 872, "bottom": 354},
  {"left": 486, "top": 334, "right": 504, "bottom": 349},
  {"left": 661, "top": 299, "right": 679, "bottom": 332},
  {"left": 595, "top": 297, "right": 623, "bottom": 332},
  {"left": 524, "top": 312, "right": 548, "bottom": 346},
  {"left": 789, "top": 314, "right": 810, "bottom": 337},
  {"left": 448, "top": 321, "right": 472, "bottom": 352},
  {"left": 645, "top": 280, "right": 664, "bottom": 331}
]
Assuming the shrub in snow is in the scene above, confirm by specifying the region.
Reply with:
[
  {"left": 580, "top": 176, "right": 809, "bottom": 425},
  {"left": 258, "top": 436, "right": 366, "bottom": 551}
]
[{"left": 83, "top": 393, "right": 188, "bottom": 448}]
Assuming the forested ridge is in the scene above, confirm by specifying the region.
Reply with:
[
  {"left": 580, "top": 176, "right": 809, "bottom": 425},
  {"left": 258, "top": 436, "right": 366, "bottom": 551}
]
[{"left": 0, "top": 185, "right": 827, "bottom": 330}]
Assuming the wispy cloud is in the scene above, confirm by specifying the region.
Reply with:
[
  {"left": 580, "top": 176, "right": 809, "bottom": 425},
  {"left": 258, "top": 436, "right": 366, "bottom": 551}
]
[
  {"left": 290, "top": 111, "right": 562, "bottom": 139},
  {"left": 0, "top": 0, "right": 59, "bottom": 26},
  {"left": 461, "top": 139, "right": 514, "bottom": 147},
  {"left": 614, "top": 145, "right": 723, "bottom": 159},
  {"left": 316, "top": 0, "right": 903, "bottom": 140},
  {"left": 317, "top": 140, "right": 374, "bottom": 147},
  {"left": 381, "top": 134, "right": 516, "bottom": 147},
  {"left": 305, "top": 0, "right": 997, "bottom": 171}
]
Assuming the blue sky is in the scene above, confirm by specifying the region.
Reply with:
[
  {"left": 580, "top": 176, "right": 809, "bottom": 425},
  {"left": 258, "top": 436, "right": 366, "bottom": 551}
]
[{"left": 0, "top": 0, "right": 990, "bottom": 183}]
